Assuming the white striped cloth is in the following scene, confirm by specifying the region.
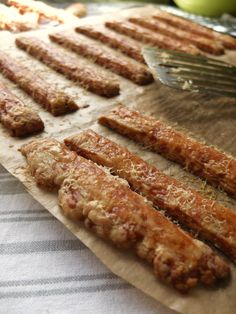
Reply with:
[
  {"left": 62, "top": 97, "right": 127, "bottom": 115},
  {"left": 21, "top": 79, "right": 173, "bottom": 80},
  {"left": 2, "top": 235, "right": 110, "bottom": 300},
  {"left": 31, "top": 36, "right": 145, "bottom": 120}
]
[{"left": 0, "top": 164, "right": 175, "bottom": 313}]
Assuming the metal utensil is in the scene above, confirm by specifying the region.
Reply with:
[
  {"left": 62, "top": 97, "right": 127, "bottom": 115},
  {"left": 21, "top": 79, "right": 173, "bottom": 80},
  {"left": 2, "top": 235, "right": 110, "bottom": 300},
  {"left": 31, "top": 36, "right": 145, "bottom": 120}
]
[{"left": 143, "top": 47, "right": 236, "bottom": 98}]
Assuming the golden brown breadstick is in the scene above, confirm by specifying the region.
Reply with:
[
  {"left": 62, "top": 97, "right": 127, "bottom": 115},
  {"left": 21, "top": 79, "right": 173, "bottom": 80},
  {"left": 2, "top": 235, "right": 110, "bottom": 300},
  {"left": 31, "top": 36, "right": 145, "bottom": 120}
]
[
  {"left": 8, "top": 0, "right": 78, "bottom": 24},
  {"left": 0, "top": 52, "right": 78, "bottom": 116},
  {"left": 99, "top": 105, "right": 236, "bottom": 197},
  {"left": 153, "top": 10, "right": 236, "bottom": 50},
  {"left": 129, "top": 17, "right": 224, "bottom": 55},
  {"left": 105, "top": 21, "right": 201, "bottom": 55},
  {"left": 75, "top": 26, "right": 145, "bottom": 64},
  {"left": 65, "top": 129, "right": 236, "bottom": 261},
  {"left": 16, "top": 37, "right": 120, "bottom": 98},
  {"left": 49, "top": 32, "right": 153, "bottom": 85},
  {"left": 21, "top": 138, "right": 230, "bottom": 292},
  {"left": 0, "top": 80, "right": 44, "bottom": 136}
]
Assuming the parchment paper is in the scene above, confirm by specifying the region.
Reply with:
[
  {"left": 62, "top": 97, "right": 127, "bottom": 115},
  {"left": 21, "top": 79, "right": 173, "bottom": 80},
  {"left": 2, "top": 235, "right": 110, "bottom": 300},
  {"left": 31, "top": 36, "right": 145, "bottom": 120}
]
[{"left": 0, "top": 6, "right": 236, "bottom": 314}]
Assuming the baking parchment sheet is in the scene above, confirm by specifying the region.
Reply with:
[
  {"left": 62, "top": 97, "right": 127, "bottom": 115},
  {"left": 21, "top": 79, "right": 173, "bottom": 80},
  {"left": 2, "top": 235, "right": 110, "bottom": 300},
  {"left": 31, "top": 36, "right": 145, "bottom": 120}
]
[{"left": 0, "top": 6, "right": 236, "bottom": 314}]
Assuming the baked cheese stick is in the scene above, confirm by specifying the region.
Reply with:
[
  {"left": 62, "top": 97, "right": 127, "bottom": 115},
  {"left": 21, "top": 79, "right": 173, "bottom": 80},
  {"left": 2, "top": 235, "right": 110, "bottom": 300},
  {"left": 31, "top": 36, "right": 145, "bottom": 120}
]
[
  {"left": 99, "top": 105, "right": 236, "bottom": 197},
  {"left": 0, "top": 80, "right": 44, "bottom": 136},
  {"left": 0, "top": 3, "right": 38, "bottom": 32},
  {"left": 49, "top": 32, "right": 153, "bottom": 85},
  {"left": 153, "top": 10, "right": 236, "bottom": 50},
  {"left": 21, "top": 138, "right": 230, "bottom": 292},
  {"left": 129, "top": 17, "right": 224, "bottom": 55},
  {"left": 0, "top": 52, "right": 78, "bottom": 116},
  {"left": 16, "top": 37, "right": 120, "bottom": 98},
  {"left": 65, "top": 129, "right": 236, "bottom": 261},
  {"left": 75, "top": 26, "right": 146, "bottom": 64},
  {"left": 105, "top": 21, "right": 201, "bottom": 56},
  {"left": 8, "top": 0, "right": 79, "bottom": 24}
]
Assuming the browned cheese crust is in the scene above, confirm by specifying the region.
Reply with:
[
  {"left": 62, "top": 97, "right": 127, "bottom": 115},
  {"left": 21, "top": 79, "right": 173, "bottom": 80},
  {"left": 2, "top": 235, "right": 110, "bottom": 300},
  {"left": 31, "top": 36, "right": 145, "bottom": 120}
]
[
  {"left": 21, "top": 139, "right": 77, "bottom": 190},
  {"left": 21, "top": 138, "right": 230, "bottom": 292},
  {"left": 16, "top": 36, "right": 120, "bottom": 98},
  {"left": 99, "top": 105, "right": 236, "bottom": 198},
  {"left": 49, "top": 32, "right": 153, "bottom": 85},
  {"left": 105, "top": 21, "right": 201, "bottom": 56},
  {"left": 0, "top": 52, "right": 78, "bottom": 116},
  {"left": 75, "top": 26, "right": 145, "bottom": 64},
  {"left": 0, "top": 80, "right": 44, "bottom": 136},
  {"left": 129, "top": 17, "right": 224, "bottom": 55},
  {"left": 153, "top": 10, "right": 236, "bottom": 50},
  {"left": 8, "top": 0, "right": 78, "bottom": 24},
  {"left": 65, "top": 129, "right": 236, "bottom": 261}
]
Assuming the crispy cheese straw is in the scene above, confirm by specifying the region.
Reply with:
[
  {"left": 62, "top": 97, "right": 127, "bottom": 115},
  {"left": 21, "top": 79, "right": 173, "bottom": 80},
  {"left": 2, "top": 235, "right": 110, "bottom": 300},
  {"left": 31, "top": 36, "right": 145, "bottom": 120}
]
[
  {"left": 0, "top": 52, "right": 78, "bottom": 116},
  {"left": 99, "top": 105, "right": 236, "bottom": 197},
  {"left": 75, "top": 26, "right": 145, "bottom": 64},
  {"left": 105, "top": 21, "right": 201, "bottom": 55},
  {"left": 49, "top": 32, "right": 153, "bottom": 85},
  {"left": 0, "top": 3, "right": 38, "bottom": 32},
  {"left": 21, "top": 138, "right": 230, "bottom": 292},
  {"left": 16, "top": 36, "right": 120, "bottom": 98},
  {"left": 0, "top": 80, "right": 44, "bottom": 136},
  {"left": 129, "top": 17, "right": 224, "bottom": 55},
  {"left": 65, "top": 129, "right": 236, "bottom": 261},
  {"left": 8, "top": 0, "right": 78, "bottom": 24},
  {"left": 153, "top": 10, "right": 236, "bottom": 50}
]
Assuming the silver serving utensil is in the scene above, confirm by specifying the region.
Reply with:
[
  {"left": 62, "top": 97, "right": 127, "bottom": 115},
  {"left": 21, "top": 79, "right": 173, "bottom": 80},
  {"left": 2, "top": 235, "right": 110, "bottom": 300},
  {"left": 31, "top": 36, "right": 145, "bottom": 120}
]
[{"left": 143, "top": 47, "right": 236, "bottom": 98}]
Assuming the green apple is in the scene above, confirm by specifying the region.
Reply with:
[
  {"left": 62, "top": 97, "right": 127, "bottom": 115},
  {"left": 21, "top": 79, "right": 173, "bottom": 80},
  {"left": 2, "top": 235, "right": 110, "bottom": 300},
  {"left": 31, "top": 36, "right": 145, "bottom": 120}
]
[{"left": 174, "top": 0, "right": 236, "bottom": 17}]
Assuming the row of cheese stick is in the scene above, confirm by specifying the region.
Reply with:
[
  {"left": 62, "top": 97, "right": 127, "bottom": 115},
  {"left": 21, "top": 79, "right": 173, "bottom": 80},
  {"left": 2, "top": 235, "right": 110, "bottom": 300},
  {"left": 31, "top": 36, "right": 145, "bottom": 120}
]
[
  {"left": 21, "top": 105, "right": 236, "bottom": 292},
  {"left": 1, "top": 10, "right": 236, "bottom": 137}
]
